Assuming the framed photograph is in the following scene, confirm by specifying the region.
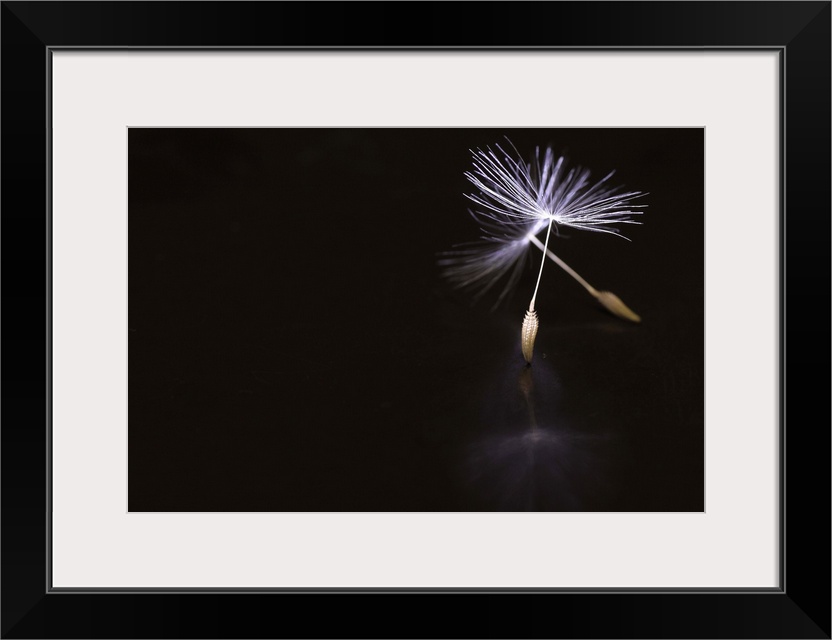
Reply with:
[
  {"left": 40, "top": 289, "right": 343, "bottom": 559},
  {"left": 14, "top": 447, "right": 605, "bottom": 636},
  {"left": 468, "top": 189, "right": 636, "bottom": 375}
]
[
  {"left": 126, "top": 125, "right": 704, "bottom": 515},
  {"left": 3, "top": 2, "right": 829, "bottom": 638}
]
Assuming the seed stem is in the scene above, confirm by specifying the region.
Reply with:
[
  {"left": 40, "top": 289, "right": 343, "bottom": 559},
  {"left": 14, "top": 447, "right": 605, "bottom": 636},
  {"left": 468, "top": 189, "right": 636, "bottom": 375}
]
[
  {"left": 527, "top": 233, "right": 598, "bottom": 297},
  {"left": 527, "top": 232, "right": 641, "bottom": 323},
  {"left": 528, "top": 219, "right": 554, "bottom": 312}
]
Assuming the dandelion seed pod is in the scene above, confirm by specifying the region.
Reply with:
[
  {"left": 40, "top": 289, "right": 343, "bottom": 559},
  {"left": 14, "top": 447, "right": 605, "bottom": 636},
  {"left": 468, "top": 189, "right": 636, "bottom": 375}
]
[
  {"left": 596, "top": 291, "right": 641, "bottom": 323},
  {"left": 521, "top": 309, "right": 540, "bottom": 364}
]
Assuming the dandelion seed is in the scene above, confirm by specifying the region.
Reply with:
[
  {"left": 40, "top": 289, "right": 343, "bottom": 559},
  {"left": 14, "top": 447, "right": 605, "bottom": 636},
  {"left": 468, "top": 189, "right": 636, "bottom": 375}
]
[
  {"left": 441, "top": 141, "right": 647, "bottom": 362},
  {"left": 521, "top": 309, "right": 540, "bottom": 364},
  {"left": 527, "top": 235, "right": 642, "bottom": 323}
]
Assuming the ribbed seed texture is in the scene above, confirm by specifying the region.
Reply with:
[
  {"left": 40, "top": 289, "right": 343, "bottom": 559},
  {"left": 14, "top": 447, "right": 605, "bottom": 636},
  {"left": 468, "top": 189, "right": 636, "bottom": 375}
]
[{"left": 521, "top": 309, "right": 539, "bottom": 364}]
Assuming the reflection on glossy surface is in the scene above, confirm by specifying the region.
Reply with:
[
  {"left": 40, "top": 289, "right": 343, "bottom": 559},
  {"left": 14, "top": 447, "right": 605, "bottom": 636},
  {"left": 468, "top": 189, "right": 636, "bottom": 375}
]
[
  {"left": 462, "top": 362, "right": 617, "bottom": 511},
  {"left": 128, "top": 128, "right": 704, "bottom": 512}
]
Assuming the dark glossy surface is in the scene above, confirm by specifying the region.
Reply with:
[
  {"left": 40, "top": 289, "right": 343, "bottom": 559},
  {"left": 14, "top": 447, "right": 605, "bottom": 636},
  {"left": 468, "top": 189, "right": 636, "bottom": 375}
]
[{"left": 128, "top": 128, "right": 704, "bottom": 512}]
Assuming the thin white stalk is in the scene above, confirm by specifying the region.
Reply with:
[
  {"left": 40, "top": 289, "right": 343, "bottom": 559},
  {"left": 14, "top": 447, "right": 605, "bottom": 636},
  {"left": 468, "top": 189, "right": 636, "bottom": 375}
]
[
  {"left": 528, "top": 219, "right": 554, "bottom": 312},
  {"left": 527, "top": 233, "right": 641, "bottom": 323},
  {"left": 527, "top": 233, "right": 598, "bottom": 298},
  {"left": 521, "top": 219, "right": 554, "bottom": 363}
]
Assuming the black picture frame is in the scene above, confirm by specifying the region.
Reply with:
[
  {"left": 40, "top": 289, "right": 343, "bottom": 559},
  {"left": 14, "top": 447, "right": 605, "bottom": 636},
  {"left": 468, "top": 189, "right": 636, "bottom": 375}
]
[{"left": 2, "top": 2, "right": 829, "bottom": 638}]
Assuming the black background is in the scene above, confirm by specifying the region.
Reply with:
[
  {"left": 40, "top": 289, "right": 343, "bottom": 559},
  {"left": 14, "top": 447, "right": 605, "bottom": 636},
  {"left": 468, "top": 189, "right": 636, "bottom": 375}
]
[
  {"left": 128, "top": 128, "right": 704, "bottom": 512},
  {"left": 3, "top": 1, "right": 829, "bottom": 638}
]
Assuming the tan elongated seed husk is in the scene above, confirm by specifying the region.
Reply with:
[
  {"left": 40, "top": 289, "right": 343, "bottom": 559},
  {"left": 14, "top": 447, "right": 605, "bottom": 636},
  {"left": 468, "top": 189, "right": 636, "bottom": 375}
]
[
  {"left": 596, "top": 291, "right": 641, "bottom": 323},
  {"left": 527, "top": 235, "right": 642, "bottom": 323},
  {"left": 521, "top": 309, "right": 540, "bottom": 364}
]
